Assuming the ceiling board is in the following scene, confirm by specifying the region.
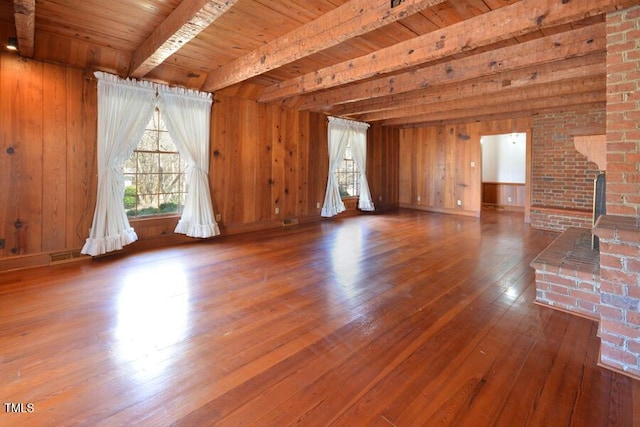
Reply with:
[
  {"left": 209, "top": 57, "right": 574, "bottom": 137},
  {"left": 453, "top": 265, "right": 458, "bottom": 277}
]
[{"left": 0, "top": 0, "right": 623, "bottom": 127}]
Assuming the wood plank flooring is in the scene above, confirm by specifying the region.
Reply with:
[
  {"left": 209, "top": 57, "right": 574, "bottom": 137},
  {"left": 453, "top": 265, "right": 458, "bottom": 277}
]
[{"left": 1, "top": 209, "right": 639, "bottom": 426}]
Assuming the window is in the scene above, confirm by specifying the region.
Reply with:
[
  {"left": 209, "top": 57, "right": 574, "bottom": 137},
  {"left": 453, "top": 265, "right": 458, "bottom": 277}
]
[
  {"left": 123, "top": 107, "right": 187, "bottom": 217},
  {"left": 336, "top": 141, "right": 361, "bottom": 197}
]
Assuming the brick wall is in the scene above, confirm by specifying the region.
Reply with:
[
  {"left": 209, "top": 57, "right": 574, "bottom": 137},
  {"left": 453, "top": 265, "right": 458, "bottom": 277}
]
[
  {"left": 593, "top": 4, "right": 640, "bottom": 380},
  {"left": 531, "top": 228, "right": 600, "bottom": 320},
  {"left": 531, "top": 108, "right": 605, "bottom": 230},
  {"left": 594, "top": 217, "right": 640, "bottom": 378},
  {"left": 530, "top": 207, "right": 592, "bottom": 231},
  {"left": 606, "top": 6, "right": 640, "bottom": 216}
]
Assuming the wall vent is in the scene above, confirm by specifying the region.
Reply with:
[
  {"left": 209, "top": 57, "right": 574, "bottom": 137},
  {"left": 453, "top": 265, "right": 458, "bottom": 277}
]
[
  {"left": 50, "top": 250, "right": 87, "bottom": 265},
  {"left": 282, "top": 218, "right": 299, "bottom": 227}
]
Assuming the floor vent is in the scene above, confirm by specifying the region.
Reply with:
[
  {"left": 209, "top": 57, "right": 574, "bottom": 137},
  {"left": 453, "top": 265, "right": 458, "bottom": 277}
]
[
  {"left": 282, "top": 218, "right": 299, "bottom": 227},
  {"left": 50, "top": 250, "right": 88, "bottom": 265}
]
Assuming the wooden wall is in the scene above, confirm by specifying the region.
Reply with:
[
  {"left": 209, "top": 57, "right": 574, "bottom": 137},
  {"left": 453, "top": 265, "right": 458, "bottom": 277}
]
[
  {"left": 0, "top": 53, "right": 400, "bottom": 270},
  {"left": 210, "top": 94, "right": 328, "bottom": 232},
  {"left": 0, "top": 54, "right": 97, "bottom": 267},
  {"left": 399, "top": 119, "right": 532, "bottom": 218},
  {"left": 482, "top": 183, "right": 526, "bottom": 211}
]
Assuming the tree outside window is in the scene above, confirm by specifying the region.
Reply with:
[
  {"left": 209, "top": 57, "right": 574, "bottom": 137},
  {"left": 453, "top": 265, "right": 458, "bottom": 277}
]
[
  {"left": 336, "top": 142, "right": 360, "bottom": 197},
  {"left": 123, "top": 108, "right": 187, "bottom": 217}
]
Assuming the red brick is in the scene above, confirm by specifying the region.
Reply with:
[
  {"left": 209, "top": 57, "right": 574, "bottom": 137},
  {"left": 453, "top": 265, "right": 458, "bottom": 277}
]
[
  {"left": 626, "top": 311, "right": 640, "bottom": 326},
  {"left": 577, "top": 300, "right": 598, "bottom": 315},
  {"left": 550, "top": 284, "right": 571, "bottom": 295},
  {"left": 602, "top": 269, "right": 638, "bottom": 286},
  {"left": 577, "top": 281, "right": 596, "bottom": 292},
  {"left": 627, "top": 340, "right": 640, "bottom": 355},
  {"left": 601, "top": 242, "right": 640, "bottom": 257},
  {"left": 600, "top": 343, "right": 640, "bottom": 367},
  {"left": 626, "top": 285, "right": 640, "bottom": 299},
  {"left": 546, "top": 292, "right": 576, "bottom": 307},
  {"left": 570, "top": 289, "right": 601, "bottom": 304},
  {"left": 617, "top": 229, "right": 640, "bottom": 243},
  {"left": 600, "top": 304, "right": 624, "bottom": 321},
  {"left": 600, "top": 254, "right": 624, "bottom": 269},
  {"left": 627, "top": 259, "right": 640, "bottom": 273},
  {"left": 600, "top": 281, "right": 625, "bottom": 295},
  {"left": 600, "top": 332, "right": 626, "bottom": 347},
  {"left": 601, "top": 318, "right": 640, "bottom": 339}
]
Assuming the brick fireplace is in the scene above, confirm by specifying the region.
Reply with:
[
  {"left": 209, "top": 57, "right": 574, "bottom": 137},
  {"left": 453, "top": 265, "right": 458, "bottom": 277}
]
[{"left": 532, "top": 4, "right": 640, "bottom": 380}]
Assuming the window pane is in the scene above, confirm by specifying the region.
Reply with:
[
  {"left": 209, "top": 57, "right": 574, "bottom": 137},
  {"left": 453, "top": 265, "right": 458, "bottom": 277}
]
[
  {"left": 137, "top": 173, "right": 159, "bottom": 195},
  {"left": 160, "top": 173, "right": 183, "bottom": 193},
  {"left": 137, "top": 152, "right": 159, "bottom": 173},
  {"left": 123, "top": 156, "right": 136, "bottom": 174},
  {"left": 159, "top": 194, "right": 182, "bottom": 214},
  {"left": 149, "top": 109, "right": 160, "bottom": 131},
  {"left": 136, "top": 194, "right": 159, "bottom": 216},
  {"left": 157, "top": 113, "right": 169, "bottom": 132},
  {"left": 139, "top": 130, "right": 157, "bottom": 151},
  {"left": 159, "top": 153, "right": 181, "bottom": 174},
  {"left": 124, "top": 108, "right": 186, "bottom": 218},
  {"left": 159, "top": 131, "right": 176, "bottom": 152}
]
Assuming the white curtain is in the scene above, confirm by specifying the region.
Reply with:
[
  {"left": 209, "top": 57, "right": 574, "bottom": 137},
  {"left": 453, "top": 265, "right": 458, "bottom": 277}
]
[
  {"left": 81, "top": 72, "right": 157, "bottom": 256},
  {"left": 350, "top": 127, "right": 375, "bottom": 211},
  {"left": 321, "top": 117, "right": 373, "bottom": 217},
  {"left": 158, "top": 87, "right": 220, "bottom": 238}
]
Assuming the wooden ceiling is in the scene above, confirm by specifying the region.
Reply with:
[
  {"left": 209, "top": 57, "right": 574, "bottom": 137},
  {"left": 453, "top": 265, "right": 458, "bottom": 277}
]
[{"left": 0, "top": 0, "right": 635, "bottom": 127}]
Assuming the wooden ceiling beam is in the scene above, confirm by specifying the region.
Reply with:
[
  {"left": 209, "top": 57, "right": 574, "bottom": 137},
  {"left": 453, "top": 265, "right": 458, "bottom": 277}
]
[
  {"left": 260, "top": 0, "right": 632, "bottom": 103},
  {"left": 13, "top": 0, "right": 35, "bottom": 58},
  {"left": 381, "top": 84, "right": 606, "bottom": 127},
  {"left": 345, "top": 56, "right": 605, "bottom": 121},
  {"left": 399, "top": 102, "right": 607, "bottom": 129},
  {"left": 366, "top": 75, "right": 605, "bottom": 123},
  {"left": 201, "top": 0, "right": 447, "bottom": 92},
  {"left": 129, "top": 0, "right": 238, "bottom": 79},
  {"left": 294, "top": 23, "right": 605, "bottom": 112}
]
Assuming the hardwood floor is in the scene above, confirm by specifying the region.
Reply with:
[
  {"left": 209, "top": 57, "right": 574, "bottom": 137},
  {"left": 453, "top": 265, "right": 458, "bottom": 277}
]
[{"left": 1, "top": 209, "right": 638, "bottom": 426}]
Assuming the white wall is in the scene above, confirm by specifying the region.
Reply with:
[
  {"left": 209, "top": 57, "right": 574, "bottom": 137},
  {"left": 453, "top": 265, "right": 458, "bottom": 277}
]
[{"left": 481, "top": 133, "right": 526, "bottom": 183}]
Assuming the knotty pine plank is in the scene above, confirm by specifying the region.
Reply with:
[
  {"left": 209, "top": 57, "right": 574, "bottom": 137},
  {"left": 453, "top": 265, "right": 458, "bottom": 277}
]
[
  {"left": 4, "top": 57, "right": 44, "bottom": 255},
  {"left": 270, "top": 105, "right": 285, "bottom": 220},
  {"left": 42, "top": 62, "right": 68, "bottom": 252},
  {"left": 280, "top": 107, "right": 297, "bottom": 219},
  {"left": 0, "top": 53, "right": 8, "bottom": 257},
  {"left": 1, "top": 210, "right": 638, "bottom": 426},
  {"left": 297, "top": 112, "right": 310, "bottom": 216},
  {"left": 65, "top": 69, "right": 96, "bottom": 249},
  {"left": 255, "top": 102, "right": 271, "bottom": 222},
  {"left": 209, "top": 93, "right": 226, "bottom": 223}
]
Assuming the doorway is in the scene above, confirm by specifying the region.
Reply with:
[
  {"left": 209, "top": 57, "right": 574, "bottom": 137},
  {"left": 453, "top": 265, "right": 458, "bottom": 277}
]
[{"left": 481, "top": 132, "right": 530, "bottom": 222}]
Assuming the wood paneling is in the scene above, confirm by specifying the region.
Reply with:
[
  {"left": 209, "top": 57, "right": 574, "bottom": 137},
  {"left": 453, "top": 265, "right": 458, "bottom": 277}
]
[
  {"left": 209, "top": 94, "right": 328, "bottom": 231},
  {"left": 0, "top": 53, "right": 399, "bottom": 269},
  {"left": 482, "top": 182, "right": 526, "bottom": 210},
  {"left": 399, "top": 118, "right": 531, "bottom": 217},
  {"left": 367, "top": 124, "right": 400, "bottom": 211},
  {"left": 0, "top": 53, "right": 96, "bottom": 260}
]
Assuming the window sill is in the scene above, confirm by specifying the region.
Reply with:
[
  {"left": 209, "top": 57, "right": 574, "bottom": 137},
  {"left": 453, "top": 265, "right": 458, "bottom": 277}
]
[{"left": 128, "top": 214, "right": 181, "bottom": 223}]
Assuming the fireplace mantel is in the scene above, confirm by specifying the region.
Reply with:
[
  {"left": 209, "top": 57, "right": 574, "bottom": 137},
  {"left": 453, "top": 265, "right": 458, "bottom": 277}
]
[{"left": 574, "top": 134, "right": 607, "bottom": 171}]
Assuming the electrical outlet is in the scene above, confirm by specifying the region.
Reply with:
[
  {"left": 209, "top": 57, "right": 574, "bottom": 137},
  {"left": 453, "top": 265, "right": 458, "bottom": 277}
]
[
  {"left": 275, "top": 207, "right": 280, "bottom": 214},
  {"left": 507, "top": 196, "right": 512, "bottom": 203},
  {"left": 457, "top": 200, "right": 462, "bottom": 206},
  {"left": 215, "top": 213, "right": 221, "bottom": 221},
  {"left": 417, "top": 196, "right": 421, "bottom": 202},
  {"left": 378, "top": 196, "right": 382, "bottom": 202},
  {"left": 316, "top": 202, "right": 321, "bottom": 209}
]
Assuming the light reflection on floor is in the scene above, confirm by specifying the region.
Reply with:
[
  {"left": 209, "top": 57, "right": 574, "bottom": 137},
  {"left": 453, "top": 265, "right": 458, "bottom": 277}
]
[
  {"left": 330, "top": 224, "right": 363, "bottom": 289},
  {"left": 115, "top": 261, "right": 189, "bottom": 380}
]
